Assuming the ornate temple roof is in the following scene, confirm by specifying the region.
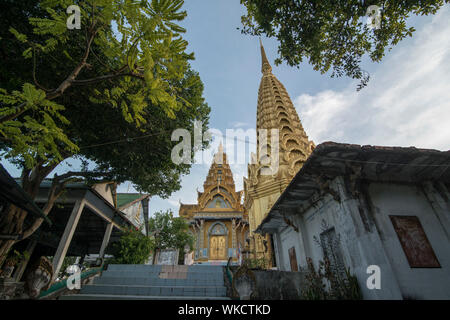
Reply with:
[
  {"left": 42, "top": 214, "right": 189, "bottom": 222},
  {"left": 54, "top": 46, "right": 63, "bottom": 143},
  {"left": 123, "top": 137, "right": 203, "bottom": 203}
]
[{"left": 179, "top": 144, "right": 245, "bottom": 219}]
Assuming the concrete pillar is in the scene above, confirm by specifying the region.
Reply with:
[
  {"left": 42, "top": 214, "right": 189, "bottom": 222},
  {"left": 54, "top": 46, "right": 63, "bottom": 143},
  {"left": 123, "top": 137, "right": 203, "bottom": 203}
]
[
  {"left": 52, "top": 200, "right": 85, "bottom": 282},
  {"left": 422, "top": 182, "right": 450, "bottom": 241},
  {"left": 273, "top": 232, "right": 285, "bottom": 271},
  {"left": 99, "top": 222, "right": 114, "bottom": 259}
]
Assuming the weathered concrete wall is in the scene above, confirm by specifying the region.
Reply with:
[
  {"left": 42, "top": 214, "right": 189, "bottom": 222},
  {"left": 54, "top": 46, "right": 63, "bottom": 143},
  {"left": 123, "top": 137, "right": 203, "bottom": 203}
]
[
  {"left": 272, "top": 176, "right": 403, "bottom": 299},
  {"left": 277, "top": 225, "right": 303, "bottom": 271},
  {"left": 227, "top": 267, "right": 306, "bottom": 300},
  {"left": 271, "top": 176, "right": 450, "bottom": 300},
  {"left": 367, "top": 182, "right": 450, "bottom": 299},
  {"left": 251, "top": 270, "right": 305, "bottom": 300}
]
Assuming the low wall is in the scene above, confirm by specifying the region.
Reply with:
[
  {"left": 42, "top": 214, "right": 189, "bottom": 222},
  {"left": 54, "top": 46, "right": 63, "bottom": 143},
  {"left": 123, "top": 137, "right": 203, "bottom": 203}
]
[
  {"left": 230, "top": 268, "right": 306, "bottom": 300},
  {"left": 252, "top": 270, "right": 305, "bottom": 300}
]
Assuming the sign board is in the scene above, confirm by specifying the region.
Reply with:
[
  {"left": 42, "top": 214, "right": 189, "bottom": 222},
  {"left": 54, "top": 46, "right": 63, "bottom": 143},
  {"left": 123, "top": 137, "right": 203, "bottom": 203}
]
[{"left": 155, "top": 249, "right": 179, "bottom": 265}]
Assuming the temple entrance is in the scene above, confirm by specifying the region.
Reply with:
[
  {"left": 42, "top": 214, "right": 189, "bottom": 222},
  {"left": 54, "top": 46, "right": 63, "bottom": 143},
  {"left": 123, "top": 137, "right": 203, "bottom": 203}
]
[{"left": 209, "top": 236, "right": 226, "bottom": 260}]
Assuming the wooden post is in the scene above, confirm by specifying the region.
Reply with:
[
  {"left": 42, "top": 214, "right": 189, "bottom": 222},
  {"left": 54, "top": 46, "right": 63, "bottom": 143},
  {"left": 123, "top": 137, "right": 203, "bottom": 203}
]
[
  {"left": 52, "top": 200, "right": 84, "bottom": 282},
  {"left": 99, "top": 222, "right": 113, "bottom": 259}
]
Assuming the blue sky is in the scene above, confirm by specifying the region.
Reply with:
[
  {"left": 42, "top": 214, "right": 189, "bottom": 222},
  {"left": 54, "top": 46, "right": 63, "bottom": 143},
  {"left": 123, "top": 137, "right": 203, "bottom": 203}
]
[{"left": 3, "top": 1, "right": 450, "bottom": 218}]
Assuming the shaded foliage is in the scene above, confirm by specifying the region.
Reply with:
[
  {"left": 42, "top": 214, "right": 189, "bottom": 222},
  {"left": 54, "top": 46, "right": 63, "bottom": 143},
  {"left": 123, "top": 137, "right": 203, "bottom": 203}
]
[
  {"left": 109, "top": 227, "right": 154, "bottom": 265},
  {"left": 0, "top": 0, "right": 209, "bottom": 265},
  {"left": 148, "top": 210, "right": 194, "bottom": 254},
  {"left": 240, "top": 0, "right": 449, "bottom": 88}
]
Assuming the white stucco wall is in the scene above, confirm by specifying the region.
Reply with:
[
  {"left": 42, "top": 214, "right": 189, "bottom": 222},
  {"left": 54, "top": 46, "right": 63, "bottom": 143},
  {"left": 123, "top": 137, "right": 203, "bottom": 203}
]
[
  {"left": 272, "top": 177, "right": 450, "bottom": 299},
  {"left": 277, "top": 225, "right": 302, "bottom": 271},
  {"left": 367, "top": 182, "right": 450, "bottom": 299}
]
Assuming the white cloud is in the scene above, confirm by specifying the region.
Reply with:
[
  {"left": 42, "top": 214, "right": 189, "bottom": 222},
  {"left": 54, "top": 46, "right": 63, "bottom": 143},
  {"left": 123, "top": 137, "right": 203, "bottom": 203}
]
[
  {"left": 295, "top": 7, "right": 450, "bottom": 151},
  {"left": 230, "top": 121, "right": 251, "bottom": 128}
]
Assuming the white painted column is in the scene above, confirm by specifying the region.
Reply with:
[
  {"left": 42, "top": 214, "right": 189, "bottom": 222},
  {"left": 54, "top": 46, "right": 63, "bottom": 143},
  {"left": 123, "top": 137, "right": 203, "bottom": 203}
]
[
  {"left": 99, "top": 222, "right": 114, "bottom": 259},
  {"left": 273, "top": 232, "right": 285, "bottom": 271},
  {"left": 52, "top": 200, "right": 85, "bottom": 282},
  {"left": 423, "top": 182, "right": 450, "bottom": 241}
]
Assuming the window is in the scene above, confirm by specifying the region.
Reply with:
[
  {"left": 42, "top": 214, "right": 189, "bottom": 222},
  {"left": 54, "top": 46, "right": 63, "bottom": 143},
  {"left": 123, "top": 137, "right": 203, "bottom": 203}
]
[{"left": 390, "top": 215, "right": 440, "bottom": 268}]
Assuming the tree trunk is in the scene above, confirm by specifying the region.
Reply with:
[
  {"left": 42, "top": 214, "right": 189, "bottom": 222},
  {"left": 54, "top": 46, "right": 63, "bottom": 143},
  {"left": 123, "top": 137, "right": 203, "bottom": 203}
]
[
  {"left": 0, "top": 204, "right": 26, "bottom": 268},
  {"left": 0, "top": 165, "right": 60, "bottom": 268}
]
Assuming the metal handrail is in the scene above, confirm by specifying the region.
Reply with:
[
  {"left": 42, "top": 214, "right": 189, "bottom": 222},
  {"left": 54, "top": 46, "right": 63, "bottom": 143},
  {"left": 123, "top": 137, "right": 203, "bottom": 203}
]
[{"left": 38, "top": 266, "right": 103, "bottom": 299}]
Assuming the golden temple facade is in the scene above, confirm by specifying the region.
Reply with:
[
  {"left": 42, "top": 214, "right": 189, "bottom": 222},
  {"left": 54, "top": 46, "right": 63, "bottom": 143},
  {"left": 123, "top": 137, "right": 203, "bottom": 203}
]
[{"left": 179, "top": 144, "right": 249, "bottom": 264}]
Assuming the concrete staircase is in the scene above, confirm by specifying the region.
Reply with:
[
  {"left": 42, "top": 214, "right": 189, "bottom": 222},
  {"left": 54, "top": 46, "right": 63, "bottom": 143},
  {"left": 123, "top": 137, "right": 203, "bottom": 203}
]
[{"left": 60, "top": 264, "right": 230, "bottom": 300}]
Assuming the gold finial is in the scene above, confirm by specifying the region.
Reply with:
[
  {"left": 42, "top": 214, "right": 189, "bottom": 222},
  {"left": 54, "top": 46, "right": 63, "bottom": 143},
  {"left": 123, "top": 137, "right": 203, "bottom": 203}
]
[
  {"left": 260, "top": 38, "right": 272, "bottom": 74},
  {"left": 214, "top": 141, "right": 224, "bottom": 165}
]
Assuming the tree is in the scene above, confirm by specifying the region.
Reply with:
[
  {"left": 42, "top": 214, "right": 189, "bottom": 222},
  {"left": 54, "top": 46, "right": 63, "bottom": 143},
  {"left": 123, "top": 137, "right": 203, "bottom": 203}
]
[
  {"left": 0, "top": 0, "right": 210, "bottom": 266},
  {"left": 240, "top": 0, "right": 449, "bottom": 89},
  {"left": 148, "top": 210, "right": 194, "bottom": 261},
  {"left": 109, "top": 227, "right": 154, "bottom": 265}
]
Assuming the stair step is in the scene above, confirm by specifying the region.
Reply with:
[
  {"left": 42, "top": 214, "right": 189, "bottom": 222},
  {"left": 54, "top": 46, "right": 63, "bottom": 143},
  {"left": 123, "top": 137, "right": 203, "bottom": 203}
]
[
  {"left": 100, "top": 271, "right": 224, "bottom": 280},
  {"left": 62, "top": 265, "right": 229, "bottom": 299},
  {"left": 60, "top": 294, "right": 231, "bottom": 300},
  {"left": 94, "top": 277, "right": 223, "bottom": 286},
  {"left": 107, "top": 265, "right": 224, "bottom": 272},
  {"left": 81, "top": 284, "right": 227, "bottom": 297}
]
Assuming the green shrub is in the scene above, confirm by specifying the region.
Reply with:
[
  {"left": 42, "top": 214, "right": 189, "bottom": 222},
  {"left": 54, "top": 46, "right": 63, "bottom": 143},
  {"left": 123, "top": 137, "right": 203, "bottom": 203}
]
[
  {"left": 110, "top": 227, "right": 153, "bottom": 264},
  {"left": 301, "top": 257, "right": 362, "bottom": 300}
]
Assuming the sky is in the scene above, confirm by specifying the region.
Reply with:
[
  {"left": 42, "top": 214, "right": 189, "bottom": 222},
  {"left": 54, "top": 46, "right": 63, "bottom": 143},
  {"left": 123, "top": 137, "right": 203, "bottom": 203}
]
[{"left": 3, "top": 1, "right": 450, "bottom": 218}]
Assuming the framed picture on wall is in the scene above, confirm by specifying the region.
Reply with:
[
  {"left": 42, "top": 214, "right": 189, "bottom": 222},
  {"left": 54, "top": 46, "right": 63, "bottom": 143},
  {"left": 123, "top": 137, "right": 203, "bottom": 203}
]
[{"left": 389, "top": 215, "right": 441, "bottom": 268}]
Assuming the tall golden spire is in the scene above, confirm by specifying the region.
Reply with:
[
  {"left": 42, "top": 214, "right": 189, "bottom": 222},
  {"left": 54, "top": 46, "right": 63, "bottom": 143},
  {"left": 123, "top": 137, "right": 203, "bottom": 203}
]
[{"left": 252, "top": 40, "right": 315, "bottom": 180}]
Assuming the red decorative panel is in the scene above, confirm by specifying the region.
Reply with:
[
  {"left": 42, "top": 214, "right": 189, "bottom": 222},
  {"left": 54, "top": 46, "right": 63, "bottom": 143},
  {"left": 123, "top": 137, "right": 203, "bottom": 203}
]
[{"left": 390, "top": 215, "right": 440, "bottom": 268}]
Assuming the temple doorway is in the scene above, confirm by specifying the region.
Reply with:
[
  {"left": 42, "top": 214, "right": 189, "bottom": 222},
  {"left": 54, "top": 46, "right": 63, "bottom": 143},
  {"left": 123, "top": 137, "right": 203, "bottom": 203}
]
[{"left": 209, "top": 236, "right": 226, "bottom": 260}]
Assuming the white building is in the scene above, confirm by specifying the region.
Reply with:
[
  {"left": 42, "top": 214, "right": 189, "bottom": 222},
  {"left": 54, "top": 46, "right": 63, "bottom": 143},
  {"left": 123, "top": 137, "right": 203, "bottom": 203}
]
[{"left": 256, "top": 142, "right": 450, "bottom": 300}]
